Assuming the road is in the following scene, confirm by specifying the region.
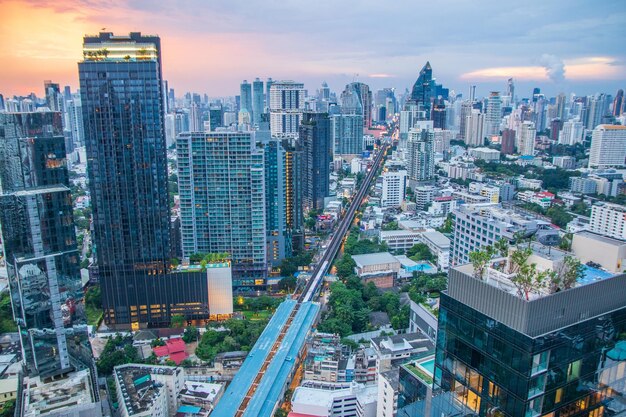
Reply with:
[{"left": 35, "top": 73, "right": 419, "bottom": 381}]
[{"left": 299, "top": 142, "right": 389, "bottom": 302}]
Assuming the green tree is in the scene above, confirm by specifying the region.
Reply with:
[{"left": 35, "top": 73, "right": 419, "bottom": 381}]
[
  {"left": 406, "top": 243, "right": 435, "bottom": 262},
  {"left": 382, "top": 221, "right": 400, "bottom": 231},
  {"left": 277, "top": 276, "right": 297, "bottom": 292},
  {"left": 182, "top": 326, "right": 199, "bottom": 343},
  {"left": 170, "top": 315, "right": 185, "bottom": 328}
]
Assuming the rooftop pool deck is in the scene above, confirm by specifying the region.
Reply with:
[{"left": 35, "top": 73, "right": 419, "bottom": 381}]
[
  {"left": 416, "top": 356, "right": 435, "bottom": 375},
  {"left": 579, "top": 265, "right": 614, "bottom": 285}
]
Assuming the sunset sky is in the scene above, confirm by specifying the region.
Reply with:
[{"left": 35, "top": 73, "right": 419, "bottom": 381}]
[{"left": 1, "top": 0, "right": 625, "bottom": 98}]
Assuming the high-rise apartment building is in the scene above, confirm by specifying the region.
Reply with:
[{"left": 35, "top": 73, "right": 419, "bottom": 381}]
[
  {"left": 484, "top": 91, "right": 502, "bottom": 137},
  {"left": 332, "top": 113, "right": 363, "bottom": 156},
  {"left": 586, "top": 93, "right": 608, "bottom": 130},
  {"left": 0, "top": 112, "right": 87, "bottom": 378},
  {"left": 177, "top": 132, "right": 267, "bottom": 287},
  {"left": 589, "top": 202, "right": 626, "bottom": 240},
  {"left": 299, "top": 112, "right": 331, "bottom": 212},
  {"left": 381, "top": 170, "right": 407, "bottom": 208},
  {"left": 559, "top": 121, "right": 584, "bottom": 146},
  {"left": 450, "top": 204, "right": 551, "bottom": 266},
  {"left": 252, "top": 78, "right": 264, "bottom": 126},
  {"left": 269, "top": 80, "right": 306, "bottom": 138},
  {"left": 406, "top": 127, "right": 434, "bottom": 188},
  {"left": 435, "top": 259, "right": 626, "bottom": 416},
  {"left": 79, "top": 32, "right": 171, "bottom": 325},
  {"left": 517, "top": 121, "right": 536, "bottom": 156},
  {"left": 589, "top": 125, "right": 626, "bottom": 169},
  {"left": 464, "top": 109, "right": 485, "bottom": 147},
  {"left": 501, "top": 128, "right": 516, "bottom": 154}
]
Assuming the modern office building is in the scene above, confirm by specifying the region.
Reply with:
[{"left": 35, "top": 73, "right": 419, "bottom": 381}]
[
  {"left": 484, "top": 91, "right": 502, "bottom": 137},
  {"left": 0, "top": 111, "right": 88, "bottom": 378},
  {"left": 332, "top": 113, "right": 364, "bottom": 156},
  {"left": 381, "top": 170, "right": 407, "bottom": 208},
  {"left": 434, "top": 259, "right": 626, "bottom": 416},
  {"left": 80, "top": 32, "right": 173, "bottom": 326},
  {"left": 408, "top": 62, "right": 434, "bottom": 116},
  {"left": 252, "top": 78, "right": 264, "bottom": 126},
  {"left": 589, "top": 202, "right": 626, "bottom": 240},
  {"left": 407, "top": 127, "right": 435, "bottom": 188},
  {"left": 299, "top": 112, "right": 331, "bottom": 212},
  {"left": 269, "top": 80, "right": 306, "bottom": 138},
  {"left": 177, "top": 131, "right": 267, "bottom": 287},
  {"left": 517, "top": 121, "right": 536, "bottom": 156},
  {"left": 589, "top": 125, "right": 626, "bottom": 168},
  {"left": 208, "top": 104, "right": 224, "bottom": 131}
]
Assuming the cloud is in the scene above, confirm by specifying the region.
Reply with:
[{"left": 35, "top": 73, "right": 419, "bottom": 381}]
[
  {"left": 539, "top": 54, "right": 565, "bottom": 83},
  {"left": 368, "top": 73, "right": 394, "bottom": 78}
]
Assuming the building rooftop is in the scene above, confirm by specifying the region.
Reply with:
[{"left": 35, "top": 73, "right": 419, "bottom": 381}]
[
  {"left": 211, "top": 299, "right": 320, "bottom": 417},
  {"left": 575, "top": 230, "right": 626, "bottom": 246},
  {"left": 421, "top": 230, "right": 450, "bottom": 248},
  {"left": 371, "top": 332, "right": 434, "bottom": 357},
  {"left": 114, "top": 365, "right": 178, "bottom": 416},
  {"left": 22, "top": 369, "right": 96, "bottom": 417},
  {"left": 352, "top": 252, "right": 399, "bottom": 267},
  {"left": 448, "top": 264, "right": 626, "bottom": 337}
]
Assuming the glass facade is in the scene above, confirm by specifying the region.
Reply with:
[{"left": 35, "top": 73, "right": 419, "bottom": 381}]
[
  {"left": 0, "top": 112, "right": 88, "bottom": 378},
  {"left": 299, "top": 112, "right": 331, "bottom": 212},
  {"left": 434, "top": 293, "right": 626, "bottom": 416},
  {"left": 177, "top": 132, "right": 267, "bottom": 288},
  {"left": 79, "top": 33, "right": 171, "bottom": 326}
]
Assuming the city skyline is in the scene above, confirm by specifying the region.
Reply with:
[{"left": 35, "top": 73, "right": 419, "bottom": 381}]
[{"left": 1, "top": 0, "right": 625, "bottom": 97}]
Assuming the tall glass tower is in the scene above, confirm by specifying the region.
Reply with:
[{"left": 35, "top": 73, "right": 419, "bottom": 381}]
[
  {"left": 298, "top": 112, "right": 331, "bottom": 212},
  {"left": 252, "top": 78, "right": 264, "bottom": 126},
  {"left": 0, "top": 112, "right": 86, "bottom": 378},
  {"left": 240, "top": 80, "right": 253, "bottom": 121},
  {"left": 79, "top": 32, "right": 170, "bottom": 326}
]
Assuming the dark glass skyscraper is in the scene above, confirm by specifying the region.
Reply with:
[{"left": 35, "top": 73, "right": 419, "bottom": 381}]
[
  {"left": 433, "top": 264, "right": 626, "bottom": 417},
  {"left": 79, "top": 32, "right": 170, "bottom": 326},
  {"left": 0, "top": 112, "right": 87, "bottom": 378},
  {"left": 299, "top": 112, "right": 331, "bottom": 212},
  {"left": 409, "top": 62, "right": 434, "bottom": 115}
]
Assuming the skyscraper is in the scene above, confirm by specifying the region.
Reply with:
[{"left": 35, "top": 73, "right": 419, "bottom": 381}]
[
  {"left": 588, "top": 125, "right": 626, "bottom": 169},
  {"left": 79, "top": 32, "right": 171, "bottom": 326},
  {"left": 265, "top": 77, "right": 273, "bottom": 108},
  {"left": 464, "top": 109, "right": 485, "bottom": 147},
  {"left": 408, "top": 62, "right": 434, "bottom": 116},
  {"left": 407, "top": 126, "right": 435, "bottom": 188},
  {"left": 177, "top": 131, "right": 267, "bottom": 287},
  {"left": 240, "top": 80, "right": 253, "bottom": 123},
  {"left": 299, "top": 112, "right": 331, "bottom": 211},
  {"left": 269, "top": 80, "right": 306, "bottom": 138},
  {"left": 431, "top": 100, "right": 447, "bottom": 130},
  {"left": 517, "top": 121, "right": 536, "bottom": 156},
  {"left": 506, "top": 77, "right": 515, "bottom": 102},
  {"left": 501, "top": 128, "right": 516, "bottom": 155},
  {"left": 252, "top": 78, "right": 264, "bottom": 126},
  {"left": 332, "top": 113, "right": 363, "bottom": 156},
  {"left": 44, "top": 80, "right": 63, "bottom": 112},
  {"left": 0, "top": 112, "right": 86, "bottom": 378},
  {"left": 613, "top": 89, "right": 623, "bottom": 117},
  {"left": 484, "top": 91, "right": 502, "bottom": 137},
  {"left": 559, "top": 121, "right": 584, "bottom": 146},
  {"left": 555, "top": 92, "right": 567, "bottom": 120}
]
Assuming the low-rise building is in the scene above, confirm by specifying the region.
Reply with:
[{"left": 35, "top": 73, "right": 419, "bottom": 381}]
[
  {"left": 516, "top": 177, "right": 543, "bottom": 190},
  {"left": 570, "top": 176, "right": 598, "bottom": 195},
  {"left": 379, "top": 230, "right": 423, "bottom": 252},
  {"left": 291, "top": 382, "right": 378, "bottom": 417},
  {"left": 22, "top": 370, "right": 101, "bottom": 417},
  {"left": 370, "top": 333, "right": 434, "bottom": 373},
  {"left": 179, "top": 380, "right": 224, "bottom": 414},
  {"left": 469, "top": 147, "right": 500, "bottom": 161},
  {"left": 571, "top": 231, "right": 626, "bottom": 274},
  {"left": 352, "top": 252, "right": 401, "bottom": 288},
  {"left": 552, "top": 155, "right": 576, "bottom": 169},
  {"left": 0, "top": 378, "right": 18, "bottom": 409},
  {"left": 419, "top": 230, "right": 450, "bottom": 271},
  {"left": 114, "top": 364, "right": 185, "bottom": 417}
]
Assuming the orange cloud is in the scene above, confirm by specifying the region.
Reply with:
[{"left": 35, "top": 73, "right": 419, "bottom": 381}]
[{"left": 460, "top": 56, "right": 625, "bottom": 82}]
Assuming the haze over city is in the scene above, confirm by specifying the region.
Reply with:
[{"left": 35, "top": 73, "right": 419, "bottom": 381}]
[{"left": 1, "top": 0, "right": 625, "bottom": 96}]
